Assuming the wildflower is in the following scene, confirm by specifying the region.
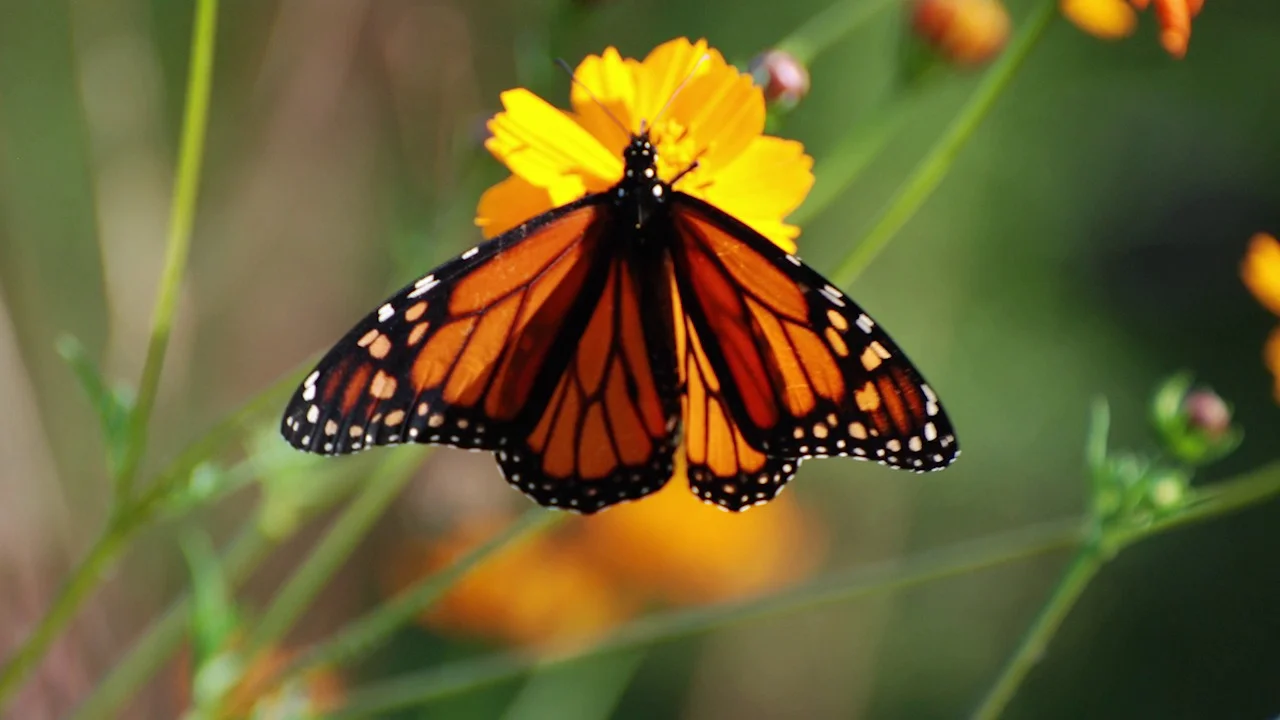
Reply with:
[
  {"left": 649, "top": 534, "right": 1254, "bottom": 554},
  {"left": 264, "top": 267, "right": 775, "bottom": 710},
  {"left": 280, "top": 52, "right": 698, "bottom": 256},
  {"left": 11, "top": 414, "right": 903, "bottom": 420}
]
[
  {"left": 383, "top": 517, "right": 635, "bottom": 648},
  {"left": 475, "top": 37, "right": 814, "bottom": 252},
  {"left": 749, "top": 49, "right": 811, "bottom": 108},
  {"left": 571, "top": 467, "right": 823, "bottom": 605},
  {"left": 911, "top": 0, "right": 1012, "bottom": 66},
  {"left": 384, "top": 482, "right": 822, "bottom": 647},
  {"left": 1061, "top": 0, "right": 1204, "bottom": 58},
  {"left": 1241, "top": 233, "right": 1280, "bottom": 402}
]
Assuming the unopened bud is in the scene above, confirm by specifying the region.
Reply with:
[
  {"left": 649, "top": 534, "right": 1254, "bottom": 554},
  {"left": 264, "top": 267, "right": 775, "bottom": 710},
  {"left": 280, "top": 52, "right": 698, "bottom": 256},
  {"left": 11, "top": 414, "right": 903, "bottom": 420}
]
[
  {"left": 749, "top": 50, "right": 810, "bottom": 108},
  {"left": 911, "top": 0, "right": 1011, "bottom": 66}
]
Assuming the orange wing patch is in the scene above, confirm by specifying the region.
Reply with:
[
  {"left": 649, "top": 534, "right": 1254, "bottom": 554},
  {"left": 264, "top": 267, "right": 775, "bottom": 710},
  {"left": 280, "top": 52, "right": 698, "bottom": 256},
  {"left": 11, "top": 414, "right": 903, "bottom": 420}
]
[
  {"left": 495, "top": 260, "right": 681, "bottom": 513},
  {"left": 282, "top": 202, "right": 610, "bottom": 457},
  {"left": 670, "top": 194, "right": 959, "bottom": 477}
]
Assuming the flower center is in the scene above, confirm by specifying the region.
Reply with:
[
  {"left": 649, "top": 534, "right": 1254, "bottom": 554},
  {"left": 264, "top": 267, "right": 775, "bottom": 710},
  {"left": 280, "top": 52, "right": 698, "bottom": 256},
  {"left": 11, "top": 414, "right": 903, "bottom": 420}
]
[{"left": 647, "top": 118, "right": 704, "bottom": 188}]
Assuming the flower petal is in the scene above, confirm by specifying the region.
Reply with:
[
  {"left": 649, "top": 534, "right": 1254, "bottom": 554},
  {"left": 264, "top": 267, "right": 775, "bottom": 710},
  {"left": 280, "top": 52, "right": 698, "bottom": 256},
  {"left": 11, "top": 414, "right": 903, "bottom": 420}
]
[
  {"left": 570, "top": 47, "right": 638, "bottom": 156},
  {"left": 1242, "top": 233, "right": 1280, "bottom": 317},
  {"left": 696, "top": 136, "right": 814, "bottom": 252},
  {"left": 486, "top": 89, "right": 622, "bottom": 193},
  {"left": 1061, "top": 0, "right": 1137, "bottom": 40},
  {"left": 475, "top": 174, "right": 556, "bottom": 238},
  {"left": 1265, "top": 326, "right": 1280, "bottom": 403}
]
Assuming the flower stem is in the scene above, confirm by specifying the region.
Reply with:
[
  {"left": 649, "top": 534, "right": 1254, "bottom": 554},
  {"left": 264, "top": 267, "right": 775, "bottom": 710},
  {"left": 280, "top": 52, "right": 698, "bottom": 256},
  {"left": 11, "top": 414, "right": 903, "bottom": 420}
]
[
  {"left": 325, "top": 518, "right": 1086, "bottom": 717},
  {"left": 970, "top": 547, "right": 1103, "bottom": 720},
  {"left": 250, "top": 448, "right": 430, "bottom": 652},
  {"left": 115, "top": 0, "right": 219, "bottom": 501},
  {"left": 974, "top": 460, "right": 1280, "bottom": 717},
  {"left": 0, "top": 519, "right": 131, "bottom": 707},
  {"left": 282, "top": 509, "right": 566, "bottom": 681},
  {"left": 68, "top": 523, "right": 272, "bottom": 720},
  {"left": 831, "top": 0, "right": 1058, "bottom": 287}
]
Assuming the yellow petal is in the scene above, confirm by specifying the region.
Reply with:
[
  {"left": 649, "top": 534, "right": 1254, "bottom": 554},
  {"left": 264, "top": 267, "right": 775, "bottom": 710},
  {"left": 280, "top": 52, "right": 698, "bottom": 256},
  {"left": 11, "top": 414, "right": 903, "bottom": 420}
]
[
  {"left": 632, "top": 38, "right": 720, "bottom": 124},
  {"left": 570, "top": 47, "right": 637, "bottom": 156},
  {"left": 485, "top": 89, "right": 622, "bottom": 193},
  {"left": 661, "top": 68, "right": 765, "bottom": 178},
  {"left": 474, "top": 174, "right": 556, "bottom": 238},
  {"left": 1242, "top": 233, "right": 1280, "bottom": 317},
  {"left": 1061, "top": 0, "right": 1137, "bottom": 39},
  {"left": 697, "top": 136, "right": 814, "bottom": 252}
]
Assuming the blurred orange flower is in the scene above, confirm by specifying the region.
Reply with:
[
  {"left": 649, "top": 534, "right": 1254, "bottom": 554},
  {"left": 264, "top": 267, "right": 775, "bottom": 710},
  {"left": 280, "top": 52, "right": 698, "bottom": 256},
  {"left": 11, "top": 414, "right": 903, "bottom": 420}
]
[
  {"left": 1061, "top": 0, "right": 1204, "bottom": 58},
  {"left": 384, "top": 479, "right": 823, "bottom": 648},
  {"left": 1241, "top": 233, "right": 1280, "bottom": 401},
  {"left": 912, "top": 0, "right": 1012, "bottom": 67}
]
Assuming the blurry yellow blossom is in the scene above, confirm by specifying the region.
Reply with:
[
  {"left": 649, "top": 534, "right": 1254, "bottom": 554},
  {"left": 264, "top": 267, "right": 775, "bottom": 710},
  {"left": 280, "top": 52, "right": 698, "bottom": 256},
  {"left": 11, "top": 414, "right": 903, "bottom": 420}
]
[
  {"left": 385, "top": 482, "right": 823, "bottom": 648},
  {"left": 475, "top": 37, "right": 814, "bottom": 252},
  {"left": 1241, "top": 233, "right": 1280, "bottom": 401},
  {"left": 1062, "top": 0, "right": 1204, "bottom": 58},
  {"left": 912, "top": 0, "right": 1012, "bottom": 66},
  {"left": 572, "top": 467, "right": 823, "bottom": 605}
]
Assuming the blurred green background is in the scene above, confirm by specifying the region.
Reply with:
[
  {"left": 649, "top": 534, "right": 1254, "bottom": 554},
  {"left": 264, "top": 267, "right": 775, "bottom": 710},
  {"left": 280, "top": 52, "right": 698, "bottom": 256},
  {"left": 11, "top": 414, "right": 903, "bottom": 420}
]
[{"left": 1, "top": 0, "right": 1278, "bottom": 717}]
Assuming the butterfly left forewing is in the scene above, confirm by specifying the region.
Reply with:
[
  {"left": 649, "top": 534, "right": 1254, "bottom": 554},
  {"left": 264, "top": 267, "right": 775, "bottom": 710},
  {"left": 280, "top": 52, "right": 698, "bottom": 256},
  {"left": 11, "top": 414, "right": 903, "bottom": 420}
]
[
  {"left": 281, "top": 198, "right": 610, "bottom": 456},
  {"left": 668, "top": 193, "right": 959, "bottom": 479}
]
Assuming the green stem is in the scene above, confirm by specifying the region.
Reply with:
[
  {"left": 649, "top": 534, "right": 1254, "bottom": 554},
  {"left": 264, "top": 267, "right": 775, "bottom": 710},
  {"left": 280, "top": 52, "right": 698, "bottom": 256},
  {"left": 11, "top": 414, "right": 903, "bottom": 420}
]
[
  {"left": 0, "top": 519, "right": 130, "bottom": 706},
  {"left": 250, "top": 449, "right": 430, "bottom": 652},
  {"left": 970, "top": 548, "right": 1103, "bottom": 720},
  {"left": 500, "top": 650, "right": 647, "bottom": 720},
  {"left": 776, "top": 0, "right": 899, "bottom": 65},
  {"left": 830, "top": 0, "right": 1058, "bottom": 287},
  {"left": 327, "top": 518, "right": 1085, "bottom": 717},
  {"left": 115, "top": 0, "right": 219, "bottom": 500},
  {"left": 974, "top": 461, "right": 1280, "bottom": 718},
  {"left": 69, "top": 523, "right": 272, "bottom": 720},
  {"left": 282, "top": 510, "right": 566, "bottom": 681}
]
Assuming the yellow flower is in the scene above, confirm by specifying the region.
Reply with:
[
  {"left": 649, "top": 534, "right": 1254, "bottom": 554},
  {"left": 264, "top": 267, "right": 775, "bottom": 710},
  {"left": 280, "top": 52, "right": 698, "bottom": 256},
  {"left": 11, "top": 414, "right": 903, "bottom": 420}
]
[
  {"left": 384, "top": 477, "right": 823, "bottom": 647},
  {"left": 1242, "top": 233, "right": 1280, "bottom": 401},
  {"left": 1061, "top": 0, "right": 1204, "bottom": 58},
  {"left": 571, "top": 466, "right": 823, "bottom": 605},
  {"left": 475, "top": 37, "right": 814, "bottom": 252}
]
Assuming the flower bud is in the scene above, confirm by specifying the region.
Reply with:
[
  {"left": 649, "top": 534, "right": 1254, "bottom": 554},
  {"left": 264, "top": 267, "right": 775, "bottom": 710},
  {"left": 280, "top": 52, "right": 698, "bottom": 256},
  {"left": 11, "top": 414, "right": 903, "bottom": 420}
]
[
  {"left": 911, "top": 0, "right": 1011, "bottom": 66},
  {"left": 749, "top": 49, "right": 810, "bottom": 109},
  {"left": 1151, "top": 374, "right": 1242, "bottom": 466}
]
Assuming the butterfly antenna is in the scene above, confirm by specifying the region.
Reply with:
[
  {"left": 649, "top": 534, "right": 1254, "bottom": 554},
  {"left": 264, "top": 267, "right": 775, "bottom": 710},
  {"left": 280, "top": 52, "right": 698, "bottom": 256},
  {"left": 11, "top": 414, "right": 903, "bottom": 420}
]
[
  {"left": 648, "top": 53, "right": 709, "bottom": 129},
  {"left": 554, "top": 58, "right": 631, "bottom": 135}
]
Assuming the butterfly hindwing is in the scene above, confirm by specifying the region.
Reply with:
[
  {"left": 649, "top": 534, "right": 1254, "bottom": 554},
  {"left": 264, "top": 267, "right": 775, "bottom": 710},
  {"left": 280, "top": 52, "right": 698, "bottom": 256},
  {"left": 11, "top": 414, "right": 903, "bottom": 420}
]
[
  {"left": 668, "top": 193, "right": 958, "bottom": 507},
  {"left": 281, "top": 197, "right": 612, "bottom": 456},
  {"left": 495, "top": 249, "right": 683, "bottom": 513}
]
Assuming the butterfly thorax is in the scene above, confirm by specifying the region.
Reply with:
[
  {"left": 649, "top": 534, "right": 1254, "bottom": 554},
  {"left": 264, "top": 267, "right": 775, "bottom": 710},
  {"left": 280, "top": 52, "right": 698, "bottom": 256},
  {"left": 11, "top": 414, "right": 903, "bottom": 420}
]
[{"left": 615, "top": 131, "right": 670, "bottom": 235}]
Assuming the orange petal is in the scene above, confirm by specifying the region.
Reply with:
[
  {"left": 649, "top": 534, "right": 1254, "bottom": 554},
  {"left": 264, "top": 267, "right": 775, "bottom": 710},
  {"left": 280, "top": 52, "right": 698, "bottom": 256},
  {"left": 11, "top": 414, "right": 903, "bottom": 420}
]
[
  {"left": 1062, "top": 0, "right": 1138, "bottom": 40},
  {"left": 485, "top": 89, "right": 621, "bottom": 197},
  {"left": 697, "top": 136, "right": 814, "bottom": 252},
  {"left": 1151, "top": 0, "right": 1195, "bottom": 58},
  {"left": 1266, "top": 326, "right": 1280, "bottom": 403},
  {"left": 1242, "top": 233, "right": 1280, "bottom": 317},
  {"left": 475, "top": 174, "right": 556, "bottom": 238}
]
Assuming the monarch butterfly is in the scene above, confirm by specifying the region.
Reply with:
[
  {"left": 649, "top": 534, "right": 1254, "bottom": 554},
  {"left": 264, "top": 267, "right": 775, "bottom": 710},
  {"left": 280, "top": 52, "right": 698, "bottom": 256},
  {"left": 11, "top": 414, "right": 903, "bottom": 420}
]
[{"left": 281, "top": 129, "right": 958, "bottom": 514}]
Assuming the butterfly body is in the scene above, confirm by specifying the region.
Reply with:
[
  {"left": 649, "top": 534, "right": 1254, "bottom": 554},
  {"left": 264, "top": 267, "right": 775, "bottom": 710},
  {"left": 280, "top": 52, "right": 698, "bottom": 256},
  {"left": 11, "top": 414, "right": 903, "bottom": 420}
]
[{"left": 282, "top": 131, "right": 958, "bottom": 513}]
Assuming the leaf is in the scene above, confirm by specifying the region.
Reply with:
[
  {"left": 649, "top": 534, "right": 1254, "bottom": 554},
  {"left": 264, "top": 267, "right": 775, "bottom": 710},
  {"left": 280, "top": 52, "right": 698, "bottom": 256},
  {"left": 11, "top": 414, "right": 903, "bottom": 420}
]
[{"left": 56, "top": 334, "right": 135, "bottom": 476}]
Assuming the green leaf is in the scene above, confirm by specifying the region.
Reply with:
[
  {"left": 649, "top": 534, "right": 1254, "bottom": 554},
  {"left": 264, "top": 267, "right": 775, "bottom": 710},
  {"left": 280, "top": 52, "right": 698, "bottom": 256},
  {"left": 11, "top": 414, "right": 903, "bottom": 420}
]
[
  {"left": 56, "top": 334, "right": 135, "bottom": 477},
  {"left": 181, "top": 532, "right": 240, "bottom": 668}
]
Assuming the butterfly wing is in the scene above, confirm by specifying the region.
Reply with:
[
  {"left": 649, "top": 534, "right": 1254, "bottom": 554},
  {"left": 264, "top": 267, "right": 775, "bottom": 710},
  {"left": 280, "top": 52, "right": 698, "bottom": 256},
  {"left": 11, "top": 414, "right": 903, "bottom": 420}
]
[
  {"left": 667, "top": 192, "right": 959, "bottom": 511},
  {"left": 495, "top": 249, "right": 682, "bottom": 513},
  {"left": 281, "top": 196, "right": 682, "bottom": 514},
  {"left": 282, "top": 196, "right": 612, "bottom": 455}
]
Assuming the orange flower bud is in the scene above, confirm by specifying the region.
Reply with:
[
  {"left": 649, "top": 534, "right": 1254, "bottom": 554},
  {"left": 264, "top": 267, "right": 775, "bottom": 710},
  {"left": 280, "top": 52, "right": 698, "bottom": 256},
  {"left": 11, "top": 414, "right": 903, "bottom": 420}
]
[{"left": 912, "top": 0, "right": 1012, "bottom": 66}]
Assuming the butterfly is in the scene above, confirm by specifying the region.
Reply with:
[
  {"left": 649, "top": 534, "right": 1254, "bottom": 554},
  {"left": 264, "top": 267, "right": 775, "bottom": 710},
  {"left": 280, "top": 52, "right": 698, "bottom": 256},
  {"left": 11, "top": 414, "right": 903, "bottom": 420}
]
[{"left": 280, "top": 131, "right": 959, "bottom": 514}]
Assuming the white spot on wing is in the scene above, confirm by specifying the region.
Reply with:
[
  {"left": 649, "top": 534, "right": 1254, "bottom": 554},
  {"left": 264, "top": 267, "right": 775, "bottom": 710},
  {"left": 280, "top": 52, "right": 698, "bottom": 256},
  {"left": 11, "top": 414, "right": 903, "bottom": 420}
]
[
  {"left": 377, "top": 304, "right": 395, "bottom": 322},
  {"left": 856, "top": 314, "right": 874, "bottom": 334},
  {"left": 461, "top": 246, "right": 480, "bottom": 260}
]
